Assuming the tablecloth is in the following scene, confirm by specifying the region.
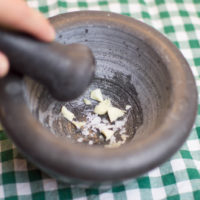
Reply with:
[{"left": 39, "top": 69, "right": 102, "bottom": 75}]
[{"left": 0, "top": 0, "right": 200, "bottom": 199}]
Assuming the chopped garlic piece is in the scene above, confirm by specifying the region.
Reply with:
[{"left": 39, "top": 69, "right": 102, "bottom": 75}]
[
  {"left": 77, "top": 137, "right": 83, "bottom": 142},
  {"left": 104, "top": 141, "right": 123, "bottom": 148},
  {"left": 125, "top": 105, "right": 131, "bottom": 110},
  {"left": 90, "top": 88, "right": 104, "bottom": 102},
  {"left": 121, "top": 134, "right": 128, "bottom": 142},
  {"left": 88, "top": 140, "right": 93, "bottom": 145},
  {"left": 101, "top": 129, "right": 115, "bottom": 141},
  {"left": 94, "top": 99, "right": 111, "bottom": 115},
  {"left": 84, "top": 98, "right": 92, "bottom": 105},
  {"left": 72, "top": 121, "right": 86, "bottom": 129},
  {"left": 107, "top": 107, "right": 125, "bottom": 122},
  {"left": 61, "top": 106, "right": 75, "bottom": 122}
]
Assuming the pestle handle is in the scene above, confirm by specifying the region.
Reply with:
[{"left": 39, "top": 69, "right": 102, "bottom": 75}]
[{"left": 0, "top": 29, "right": 95, "bottom": 101}]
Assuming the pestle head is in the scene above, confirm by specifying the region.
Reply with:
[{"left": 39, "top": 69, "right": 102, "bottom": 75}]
[{"left": 48, "top": 43, "right": 96, "bottom": 101}]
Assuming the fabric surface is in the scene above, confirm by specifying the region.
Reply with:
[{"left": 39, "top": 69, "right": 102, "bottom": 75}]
[{"left": 0, "top": 0, "right": 200, "bottom": 199}]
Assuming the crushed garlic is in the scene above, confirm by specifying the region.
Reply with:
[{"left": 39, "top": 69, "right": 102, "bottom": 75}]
[{"left": 61, "top": 88, "right": 130, "bottom": 148}]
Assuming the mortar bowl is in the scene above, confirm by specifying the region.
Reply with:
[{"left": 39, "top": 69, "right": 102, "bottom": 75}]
[{"left": 0, "top": 11, "right": 197, "bottom": 186}]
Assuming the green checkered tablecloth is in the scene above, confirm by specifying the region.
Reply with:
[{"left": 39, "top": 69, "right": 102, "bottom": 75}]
[{"left": 0, "top": 0, "right": 200, "bottom": 199}]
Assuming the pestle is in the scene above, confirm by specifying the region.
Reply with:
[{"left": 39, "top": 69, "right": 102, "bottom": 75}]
[{"left": 0, "top": 29, "right": 95, "bottom": 101}]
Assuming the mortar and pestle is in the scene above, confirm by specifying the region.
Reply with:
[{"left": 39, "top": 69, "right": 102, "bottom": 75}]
[{"left": 0, "top": 11, "right": 197, "bottom": 187}]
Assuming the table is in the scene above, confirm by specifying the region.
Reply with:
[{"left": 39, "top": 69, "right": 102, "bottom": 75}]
[{"left": 0, "top": 0, "right": 200, "bottom": 199}]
